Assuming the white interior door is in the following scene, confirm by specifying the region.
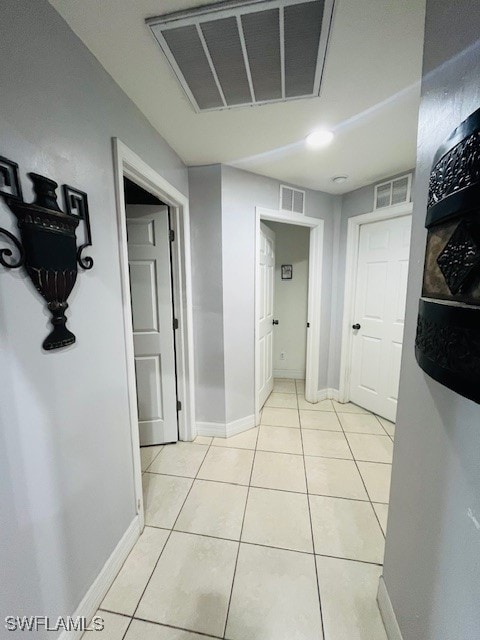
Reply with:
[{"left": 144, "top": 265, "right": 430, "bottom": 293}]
[
  {"left": 126, "top": 204, "right": 178, "bottom": 445},
  {"left": 257, "top": 222, "right": 276, "bottom": 409},
  {"left": 349, "top": 215, "right": 411, "bottom": 421}
]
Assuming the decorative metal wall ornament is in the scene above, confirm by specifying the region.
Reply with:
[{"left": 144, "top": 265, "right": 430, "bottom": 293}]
[
  {"left": 0, "top": 157, "right": 94, "bottom": 350},
  {"left": 415, "top": 106, "right": 480, "bottom": 403}
]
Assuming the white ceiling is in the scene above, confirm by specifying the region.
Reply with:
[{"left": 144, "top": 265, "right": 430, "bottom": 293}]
[{"left": 49, "top": 0, "right": 426, "bottom": 194}]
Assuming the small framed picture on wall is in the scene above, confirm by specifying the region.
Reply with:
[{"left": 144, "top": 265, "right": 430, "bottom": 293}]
[{"left": 281, "top": 264, "right": 292, "bottom": 280}]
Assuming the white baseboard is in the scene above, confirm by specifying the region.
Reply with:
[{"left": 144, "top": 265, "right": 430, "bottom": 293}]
[
  {"left": 196, "top": 421, "right": 226, "bottom": 437},
  {"left": 196, "top": 414, "right": 256, "bottom": 438},
  {"left": 273, "top": 369, "right": 305, "bottom": 379},
  {"left": 317, "top": 388, "right": 340, "bottom": 402},
  {"left": 59, "top": 516, "right": 141, "bottom": 640},
  {"left": 226, "top": 414, "right": 256, "bottom": 437},
  {"left": 377, "top": 576, "right": 403, "bottom": 640}
]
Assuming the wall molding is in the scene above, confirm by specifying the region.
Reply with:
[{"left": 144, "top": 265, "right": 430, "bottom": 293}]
[
  {"left": 112, "top": 138, "right": 197, "bottom": 528},
  {"left": 273, "top": 369, "right": 305, "bottom": 379},
  {"left": 317, "top": 388, "right": 339, "bottom": 401},
  {"left": 377, "top": 576, "right": 404, "bottom": 640},
  {"left": 59, "top": 516, "right": 141, "bottom": 640},
  {"left": 227, "top": 413, "right": 256, "bottom": 436},
  {"left": 196, "top": 414, "right": 256, "bottom": 438},
  {"left": 255, "top": 207, "right": 324, "bottom": 414},
  {"left": 196, "top": 421, "right": 226, "bottom": 437}
]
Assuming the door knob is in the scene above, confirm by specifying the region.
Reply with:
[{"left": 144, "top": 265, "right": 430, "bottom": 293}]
[
  {"left": 352, "top": 323, "right": 361, "bottom": 330},
  {"left": 272, "top": 319, "right": 279, "bottom": 325}
]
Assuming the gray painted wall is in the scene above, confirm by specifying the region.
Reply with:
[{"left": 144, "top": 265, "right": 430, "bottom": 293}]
[
  {"left": 0, "top": 0, "right": 187, "bottom": 632},
  {"left": 189, "top": 162, "right": 416, "bottom": 424},
  {"left": 383, "top": 2, "right": 480, "bottom": 638},
  {"left": 220, "top": 165, "right": 337, "bottom": 423},
  {"left": 188, "top": 166, "right": 226, "bottom": 424}
]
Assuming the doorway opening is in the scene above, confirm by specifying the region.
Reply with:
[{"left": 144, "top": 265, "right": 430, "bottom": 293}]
[
  {"left": 123, "top": 177, "right": 179, "bottom": 446},
  {"left": 255, "top": 207, "right": 324, "bottom": 423},
  {"left": 339, "top": 203, "right": 413, "bottom": 423},
  {"left": 260, "top": 220, "right": 310, "bottom": 405},
  {"left": 113, "top": 138, "right": 196, "bottom": 528}
]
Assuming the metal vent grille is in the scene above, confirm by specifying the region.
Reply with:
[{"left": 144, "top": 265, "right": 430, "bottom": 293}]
[
  {"left": 374, "top": 174, "right": 412, "bottom": 210},
  {"left": 280, "top": 185, "right": 305, "bottom": 214},
  {"left": 147, "top": 0, "right": 334, "bottom": 112}
]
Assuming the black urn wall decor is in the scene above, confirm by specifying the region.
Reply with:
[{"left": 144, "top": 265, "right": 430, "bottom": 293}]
[
  {"left": 415, "top": 106, "right": 480, "bottom": 403},
  {"left": 0, "top": 156, "right": 93, "bottom": 351}
]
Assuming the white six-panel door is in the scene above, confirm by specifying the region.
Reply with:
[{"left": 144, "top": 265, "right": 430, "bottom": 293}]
[
  {"left": 126, "top": 205, "right": 178, "bottom": 445},
  {"left": 349, "top": 215, "right": 411, "bottom": 422},
  {"left": 257, "top": 222, "right": 276, "bottom": 410}
]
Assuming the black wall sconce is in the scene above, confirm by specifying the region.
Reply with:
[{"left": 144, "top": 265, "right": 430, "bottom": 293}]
[
  {"left": 415, "top": 106, "right": 480, "bottom": 403},
  {"left": 0, "top": 155, "right": 93, "bottom": 351}
]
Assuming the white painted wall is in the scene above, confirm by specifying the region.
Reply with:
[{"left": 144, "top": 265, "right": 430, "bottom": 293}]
[
  {"left": 187, "top": 166, "right": 226, "bottom": 424},
  {"left": 187, "top": 164, "right": 337, "bottom": 428},
  {"left": 382, "top": 1, "right": 480, "bottom": 638},
  {"left": 264, "top": 222, "right": 310, "bottom": 378},
  {"left": 220, "top": 165, "right": 337, "bottom": 423},
  {"left": 189, "top": 164, "right": 421, "bottom": 425},
  {"left": 0, "top": 0, "right": 187, "bottom": 632}
]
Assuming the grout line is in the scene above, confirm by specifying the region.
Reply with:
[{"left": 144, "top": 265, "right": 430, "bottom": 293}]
[
  {"left": 135, "top": 389, "right": 389, "bottom": 640},
  {"left": 144, "top": 470, "right": 250, "bottom": 486},
  {"left": 373, "top": 413, "right": 391, "bottom": 437},
  {"left": 129, "top": 616, "right": 223, "bottom": 639},
  {"left": 98, "top": 608, "right": 131, "bottom": 619},
  {"left": 142, "top": 444, "right": 165, "bottom": 473},
  {"left": 222, "top": 421, "right": 260, "bottom": 638},
  {"left": 313, "top": 552, "right": 384, "bottom": 567},
  {"left": 120, "top": 615, "right": 133, "bottom": 638},
  {"left": 142, "top": 525, "right": 385, "bottom": 565},
  {"left": 128, "top": 438, "right": 214, "bottom": 635},
  {"left": 332, "top": 402, "right": 388, "bottom": 542},
  {"left": 296, "top": 387, "right": 326, "bottom": 640}
]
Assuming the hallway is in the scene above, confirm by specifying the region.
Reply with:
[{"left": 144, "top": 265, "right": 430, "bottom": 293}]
[{"left": 97, "top": 380, "right": 394, "bottom": 640}]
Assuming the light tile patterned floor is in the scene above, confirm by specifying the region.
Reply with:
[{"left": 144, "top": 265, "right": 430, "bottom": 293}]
[{"left": 95, "top": 381, "right": 395, "bottom": 640}]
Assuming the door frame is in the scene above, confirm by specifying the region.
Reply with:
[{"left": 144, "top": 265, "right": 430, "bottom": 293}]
[
  {"left": 113, "top": 138, "right": 196, "bottom": 527},
  {"left": 338, "top": 201, "right": 413, "bottom": 404},
  {"left": 255, "top": 207, "right": 324, "bottom": 423}
]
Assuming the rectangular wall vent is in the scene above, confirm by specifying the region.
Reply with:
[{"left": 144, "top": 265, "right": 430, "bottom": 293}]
[
  {"left": 147, "top": 0, "right": 335, "bottom": 112},
  {"left": 280, "top": 185, "right": 305, "bottom": 214},
  {"left": 374, "top": 174, "right": 412, "bottom": 210}
]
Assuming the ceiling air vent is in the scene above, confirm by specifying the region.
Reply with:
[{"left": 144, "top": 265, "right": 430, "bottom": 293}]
[
  {"left": 147, "top": 0, "right": 335, "bottom": 112},
  {"left": 280, "top": 185, "right": 305, "bottom": 214},
  {"left": 374, "top": 174, "right": 412, "bottom": 210}
]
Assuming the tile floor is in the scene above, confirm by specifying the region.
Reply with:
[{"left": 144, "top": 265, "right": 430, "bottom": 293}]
[{"left": 95, "top": 379, "right": 395, "bottom": 640}]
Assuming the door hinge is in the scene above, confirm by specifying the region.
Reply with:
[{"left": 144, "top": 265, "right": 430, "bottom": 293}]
[
  {"left": 173, "top": 318, "right": 179, "bottom": 330},
  {"left": 307, "top": 322, "right": 310, "bottom": 328},
  {"left": 177, "top": 400, "right": 182, "bottom": 412},
  {"left": 169, "top": 229, "right": 175, "bottom": 242},
  {"left": 137, "top": 498, "right": 141, "bottom": 513}
]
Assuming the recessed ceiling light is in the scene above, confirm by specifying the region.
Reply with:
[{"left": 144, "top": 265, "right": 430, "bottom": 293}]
[
  {"left": 306, "top": 129, "right": 334, "bottom": 148},
  {"left": 332, "top": 175, "right": 348, "bottom": 184}
]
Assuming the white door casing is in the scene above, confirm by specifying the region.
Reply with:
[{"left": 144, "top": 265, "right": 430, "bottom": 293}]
[
  {"left": 254, "top": 208, "right": 324, "bottom": 424},
  {"left": 257, "top": 222, "right": 276, "bottom": 410},
  {"left": 114, "top": 139, "right": 196, "bottom": 532},
  {"left": 126, "top": 204, "right": 178, "bottom": 445},
  {"left": 349, "top": 214, "right": 411, "bottom": 421}
]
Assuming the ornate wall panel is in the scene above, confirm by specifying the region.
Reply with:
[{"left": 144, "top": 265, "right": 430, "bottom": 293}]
[{"left": 416, "top": 107, "right": 480, "bottom": 402}]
